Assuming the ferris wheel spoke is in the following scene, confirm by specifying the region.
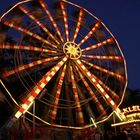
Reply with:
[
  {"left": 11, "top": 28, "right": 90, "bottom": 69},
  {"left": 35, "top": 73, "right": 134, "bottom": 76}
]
[
  {"left": 60, "top": 2, "right": 69, "bottom": 42},
  {"left": 75, "top": 66, "right": 107, "bottom": 116},
  {"left": 50, "top": 64, "right": 67, "bottom": 120},
  {"left": 81, "top": 55, "right": 123, "bottom": 61},
  {"left": 81, "top": 38, "right": 113, "bottom": 52},
  {"left": 70, "top": 66, "right": 84, "bottom": 124},
  {"left": 75, "top": 60, "right": 118, "bottom": 111},
  {"left": 82, "top": 60, "right": 124, "bottom": 81},
  {"left": 39, "top": 0, "right": 64, "bottom": 42},
  {"left": 3, "top": 20, "right": 57, "bottom": 48},
  {"left": 72, "top": 9, "right": 84, "bottom": 42},
  {"left": 18, "top": 5, "right": 60, "bottom": 45},
  {"left": 79, "top": 60, "right": 120, "bottom": 100},
  {"left": 63, "top": 78, "right": 75, "bottom": 124},
  {"left": 78, "top": 22, "right": 100, "bottom": 46},
  {"left": 2, "top": 56, "right": 59, "bottom": 78},
  {"left": 0, "top": 44, "right": 56, "bottom": 53},
  {"left": 96, "top": 77, "right": 120, "bottom": 100},
  {"left": 76, "top": 84, "right": 97, "bottom": 124},
  {"left": 14, "top": 56, "right": 68, "bottom": 119}
]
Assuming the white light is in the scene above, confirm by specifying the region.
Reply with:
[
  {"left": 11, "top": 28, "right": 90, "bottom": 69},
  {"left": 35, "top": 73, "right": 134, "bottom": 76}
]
[
  {"left": 35, "top": 88, "right": 41, "bottom": 95},
  {"left": 37, "top": 60, "right": 42, "bottom": 64},
  {"left": 28, "top": 96, "right": 34, "bottom": 102},
  {"left": 81, "top": 65, "right": 85, "bottom": 70},
  {"left": 92, "top": 78, "right": 96, "bottom": 82},
  {"left": 40, "top": 82, "right": 46, "bottom": 88},
  {"left": 90, "top": 117, "right": 97, "bottom": 128},
  {"left": 63, "top": 57, "right": 67, "bottom": 61},
  {"left": 105, "top": 94, "right": 109, "bottom": 99},
  {"left": 55, "top": 66, "right": 59, "bottom": 71},
  {"left": 79, "top": 112, "right": 83, "bottom": 118},
  {"left": 77, "top": 60, "right": 81, "bottom": 64},
  {"left": 116, "top": 108, "right": 121, "bottom": 113},
  {"left": 110, "top": 100, "right": 115, "bottom": 105},
  {"left": 22, "top": 104, "right": 28, "bottom": 110},
  {"left": 96, "top": 84, "right": 105, "bottom": 93},
  {"left": 59, "top": 61, "right": 64, "bottom": 66},
  {"left": 19, "top": 66, "right": 24, "bottom": 71},
  {"left": 34, "top": 47, "right": 39, "bottom": 50},
  {"left": 51, "top": 71, "right": 55, "bottom": 76},
  {"left": 46, "top": 76, "right": 51, "bottom": 82},
  {"left": 15, "top": 111, "right": 22, "bottom": 119},
  {"left": 52, "top": 111, "right": 57, "bottom": 115},
  {"left": 29, "top": 63, "right": 34, "bottom": 67},
  {"left": 114, "top": 111, "right": 123, "bottom": 121}
]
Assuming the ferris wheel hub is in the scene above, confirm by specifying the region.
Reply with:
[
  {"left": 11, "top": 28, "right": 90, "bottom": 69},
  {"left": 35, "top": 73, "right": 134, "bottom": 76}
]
[{"left": 63, "top": 42, "right": 82, "bottom": 59}]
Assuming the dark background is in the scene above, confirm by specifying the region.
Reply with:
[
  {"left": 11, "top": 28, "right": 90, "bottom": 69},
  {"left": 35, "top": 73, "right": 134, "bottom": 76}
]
[{"left": 0, "top": 0, "right": 140, "bottom": 89}]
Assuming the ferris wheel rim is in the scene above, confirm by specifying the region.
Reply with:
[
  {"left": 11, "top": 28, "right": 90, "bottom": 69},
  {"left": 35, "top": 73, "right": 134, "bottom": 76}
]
[{"left": 0, "top": 0, "right": 128, "bottom": 129}]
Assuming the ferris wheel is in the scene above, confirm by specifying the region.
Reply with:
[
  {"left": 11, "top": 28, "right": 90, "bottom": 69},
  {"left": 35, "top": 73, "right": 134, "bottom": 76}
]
[{"left": 0, "top": 0, "right": 127, "bottom": 129}]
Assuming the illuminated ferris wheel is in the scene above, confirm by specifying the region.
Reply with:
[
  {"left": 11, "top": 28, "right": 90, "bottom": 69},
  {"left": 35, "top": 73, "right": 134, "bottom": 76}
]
[{"left": 0, "top": 0, "right": 127, "bottom": 129}]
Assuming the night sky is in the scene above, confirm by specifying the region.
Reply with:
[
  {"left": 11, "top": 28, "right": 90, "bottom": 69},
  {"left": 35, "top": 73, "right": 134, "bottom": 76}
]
[{"left": 0, "top": 0, "right": 140, "bottom": 89}]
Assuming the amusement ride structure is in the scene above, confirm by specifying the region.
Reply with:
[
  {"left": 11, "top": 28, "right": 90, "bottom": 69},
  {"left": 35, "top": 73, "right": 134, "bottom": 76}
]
[{"left": 0, "top": 0, "right": 127, "bottom": 130}]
